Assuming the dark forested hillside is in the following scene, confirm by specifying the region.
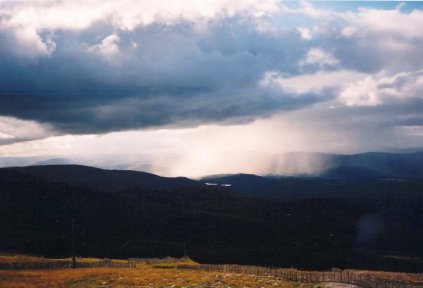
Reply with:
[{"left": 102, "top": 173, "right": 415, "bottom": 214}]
[
  {"left": 1, "top": 166, "right": 423, "bottom": 272},
  {"left": 3, "top": 165, "right": 198, "bottom": 192}
]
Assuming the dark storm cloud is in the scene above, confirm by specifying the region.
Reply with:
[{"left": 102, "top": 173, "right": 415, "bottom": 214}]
[
  {"left": 0, "top": 18, "right": 321, "bottom": 134},
  {"left": 0, "top": 1, "right": 422, "bottom": 140}
]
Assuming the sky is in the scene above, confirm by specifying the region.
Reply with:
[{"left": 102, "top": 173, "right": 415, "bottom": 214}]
[{"left": 0, "top": 0, "right": 423, "bottom": 177}]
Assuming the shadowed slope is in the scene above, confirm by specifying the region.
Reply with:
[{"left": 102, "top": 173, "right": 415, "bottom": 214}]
[{"left": 2, "top": 165, "right": 199, "bottom": 193}]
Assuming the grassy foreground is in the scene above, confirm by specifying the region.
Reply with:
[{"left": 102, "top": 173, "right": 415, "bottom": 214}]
[
  {"left": 1, "top": 254, "right": 423, "bottom": 287},
  {"left": 0, "top": 255, "right": 317, "bottom": 288},
  {"left": 0, "top": 264, "right": 320, "bottom": 288}
]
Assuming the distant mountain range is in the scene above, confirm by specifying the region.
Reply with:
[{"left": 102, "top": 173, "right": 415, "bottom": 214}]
[
  {"left": 272, "top": 151, "right": 423, "bottom": 178},
  {"left": 199, "top": 151, "right": 423, "bottom": 200},
  {"left": 2, "top": 151, "right": 423, "bottom": 179},
  {"left": 325, "top": 151, "right": 423, "bottom": 178},
  {"left": 3, "top": 151, "right": 423, "bottom": 201},
  {"left": 1, "top": 152, "right": 423, "bottom": 271}
]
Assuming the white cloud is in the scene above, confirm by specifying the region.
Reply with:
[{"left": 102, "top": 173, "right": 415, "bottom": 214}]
[
  {"left": 297, "top": 26, "right": 312, "bottom": 40},
  {"left": 0, "top": 0, "right": 280, "bottom": 58},
  {"left": 262, "top": 68, "right": 423, "bottom": 107},
  {"left": 286, "top": 1, "right": 334, "bottom": 19},
  {"left": 1, "top": 26, "right": 56, "bottom": 58},
  {"left": 353, "top": 8, "right": 423, "bottom": 39},
  {"left": 88, "top": 34, "right": 121, "bottom": 63},
  {"left": 338, "top": 70, "right": 423, "bottom": 106},
  {"left": 286, "top": 3, "right": 423, "bottom": 40},
  {"left": 0, "top": 132, "right": 14, "bottom": 140},
  {"left": 338, "top": 75, "right": 382, "bottom": 106},
  {"left": 281, "top": 4, "right": 423, "bottom": 72},
  {"left": 0, "top": 116, "right": 55, "bottom": 144},
  {"left": 300, "top": 47, "right": 338, "bottom": 68},
  {"left": 260, "top": 70, "right": 366, "bottom": 95},
  {"left": 341, "top": 25, "right": 357, "bottom": 37}
]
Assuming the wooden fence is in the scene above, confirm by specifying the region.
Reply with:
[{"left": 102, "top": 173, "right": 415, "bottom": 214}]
[
  {"left": 128, "top": 256, "right": 190, "bottom": 266},
  {"left": 0, "top": 261, "right": 72, "bottom": 270},
  {"left": 176, "top": 264, "right": 423, "bottom": 288},
  {"left": 76, "top": 259, "right": 132, "bottom": 268},
  {"left": 0, "top": 259, "right": 132, "bottom": 270},
  {"left": 0, "top": 256, "right": 187, "bottom": 270}
]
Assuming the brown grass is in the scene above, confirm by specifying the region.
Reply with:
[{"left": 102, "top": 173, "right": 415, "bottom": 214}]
[
  {"left": 2, "top": 254, "right": 421, "bottom": 287},
  {"left": 0, "top": 264, "right": 318, "bottom": 288}
]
